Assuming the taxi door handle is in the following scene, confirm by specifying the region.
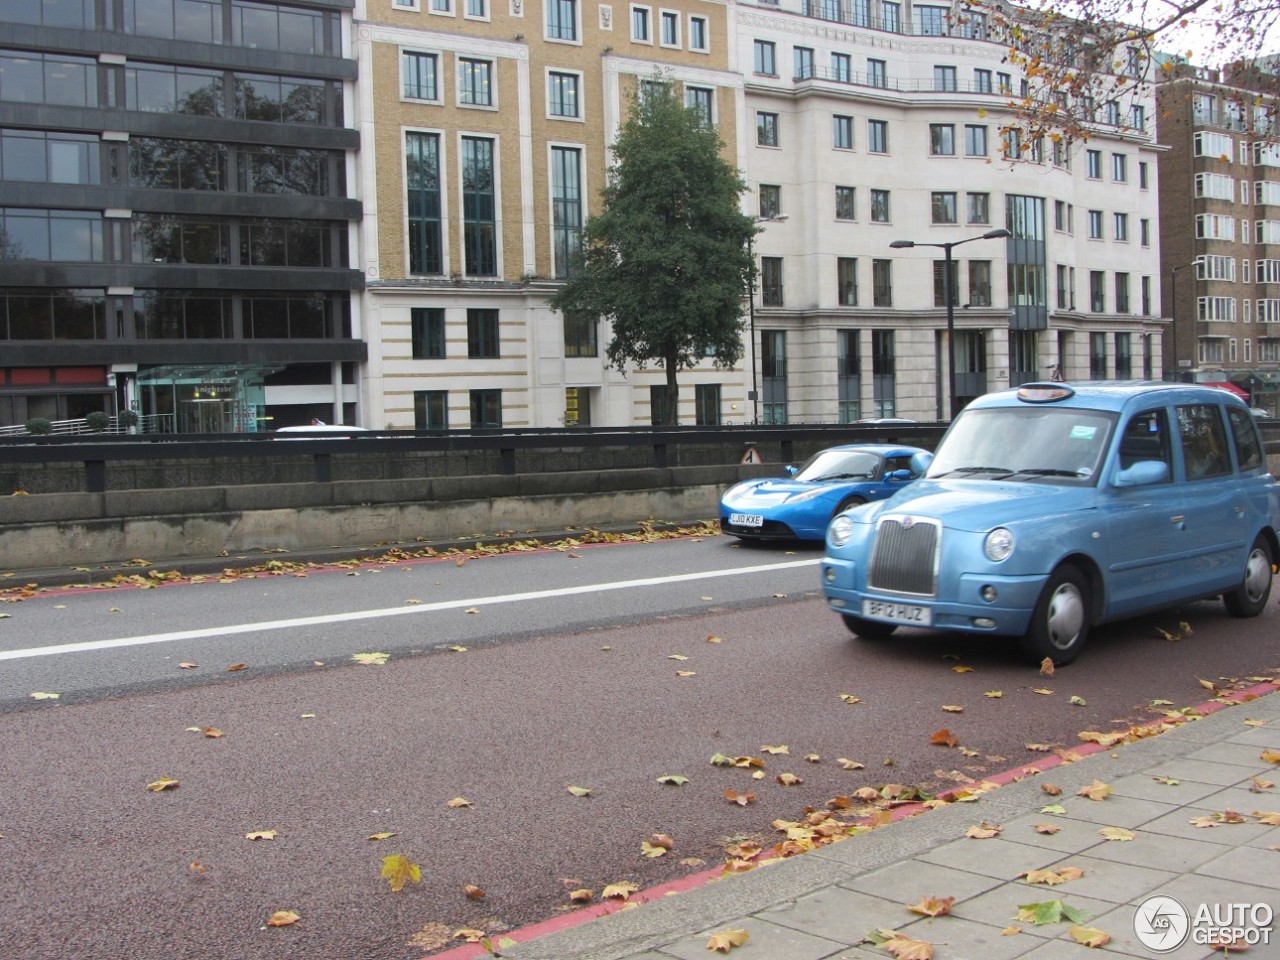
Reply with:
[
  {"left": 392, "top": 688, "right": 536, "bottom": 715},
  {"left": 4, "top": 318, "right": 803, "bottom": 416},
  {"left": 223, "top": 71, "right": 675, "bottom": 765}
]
[{"left": 1170, "top": 515, "right": 1185, "bottom": 525}]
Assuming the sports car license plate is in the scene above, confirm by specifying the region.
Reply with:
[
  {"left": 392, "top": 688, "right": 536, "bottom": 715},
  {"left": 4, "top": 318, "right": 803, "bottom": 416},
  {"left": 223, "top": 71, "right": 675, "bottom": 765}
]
[
  {"left": 862, "top": 599, "right": 931, "bottom": 625},
  {"left": 729, "top": 513, "right": 764, "bottom": 528}
]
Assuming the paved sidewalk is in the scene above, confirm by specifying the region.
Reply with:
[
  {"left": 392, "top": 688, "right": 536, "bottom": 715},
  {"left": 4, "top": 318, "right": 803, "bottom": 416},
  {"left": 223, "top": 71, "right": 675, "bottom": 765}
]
[{"left": 445, "top": 686, "right": 1279, "bottom": 960}]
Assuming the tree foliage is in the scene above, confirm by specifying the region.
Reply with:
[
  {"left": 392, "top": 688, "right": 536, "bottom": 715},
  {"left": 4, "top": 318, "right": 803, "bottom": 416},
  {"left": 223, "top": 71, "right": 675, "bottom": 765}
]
[
  {"left": 967, "top": 0, "right": 1278, "bottom": 147},
  {"left": 548, "top": 78, "right": 756, "bottom": 425}
]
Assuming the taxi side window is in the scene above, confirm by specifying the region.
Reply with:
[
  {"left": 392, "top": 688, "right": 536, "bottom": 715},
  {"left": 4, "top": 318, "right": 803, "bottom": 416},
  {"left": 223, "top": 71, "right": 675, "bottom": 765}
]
[
  {"left": 1177, "top": 404, "right": 1231, "bottom": 479},
  {"left": 1227, "top": 407, "right": 1263, "bottom": 472},
  {"left": 1118, "top": 408, "right": 1172, "bottom": 476}
]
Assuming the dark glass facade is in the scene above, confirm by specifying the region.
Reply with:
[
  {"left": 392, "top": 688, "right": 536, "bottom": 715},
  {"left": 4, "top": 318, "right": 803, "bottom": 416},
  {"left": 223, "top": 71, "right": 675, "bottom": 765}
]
[{"left": 0, "top": 0, "right": 362, "bottom": 431}]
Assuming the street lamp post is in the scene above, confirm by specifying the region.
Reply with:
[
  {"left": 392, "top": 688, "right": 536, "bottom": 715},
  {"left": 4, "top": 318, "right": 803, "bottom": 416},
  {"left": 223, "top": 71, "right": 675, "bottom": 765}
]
[
  {"left": 747, "top": 214, "right": 787, "bottom": 424},
  {"left": 889, "top": 227, "right": 1011, "bottom": 419}
]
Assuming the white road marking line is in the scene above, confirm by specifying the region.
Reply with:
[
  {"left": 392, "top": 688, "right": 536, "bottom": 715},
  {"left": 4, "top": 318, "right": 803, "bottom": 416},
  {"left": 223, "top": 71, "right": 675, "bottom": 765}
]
[{"left": 0, "top": 559, "right": 820, "bottom": 662}]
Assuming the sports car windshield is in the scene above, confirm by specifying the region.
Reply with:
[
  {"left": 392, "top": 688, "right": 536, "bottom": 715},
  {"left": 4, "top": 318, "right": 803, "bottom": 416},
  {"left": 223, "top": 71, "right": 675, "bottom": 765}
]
[
  {"left": 927, "top": 407, "right": 1117, "bottom": 485},
  {"left": 794, "top": 450, "right": 881, "bottom": 482}
]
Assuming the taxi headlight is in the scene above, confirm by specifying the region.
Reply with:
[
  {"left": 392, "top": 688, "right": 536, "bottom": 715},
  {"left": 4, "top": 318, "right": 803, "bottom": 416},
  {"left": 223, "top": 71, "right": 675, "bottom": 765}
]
[
  {"left": 983, "top": 527, "right": 1015, "bottom": 562},
  {"left": 829, "top": 515, "right": 855, "bottom": 547}
]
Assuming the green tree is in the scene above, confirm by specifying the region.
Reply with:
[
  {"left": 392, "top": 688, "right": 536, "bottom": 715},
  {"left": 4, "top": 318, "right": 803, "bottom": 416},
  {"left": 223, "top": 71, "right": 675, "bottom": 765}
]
[{"left": 549, "top": 78, "right": 756, "bottom": 425}]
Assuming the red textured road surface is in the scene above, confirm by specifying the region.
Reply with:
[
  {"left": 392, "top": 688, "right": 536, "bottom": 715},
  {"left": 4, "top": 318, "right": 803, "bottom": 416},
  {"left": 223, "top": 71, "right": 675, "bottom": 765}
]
[{"left": 1, "top": 543, "right": 1277, "bottom": 959}]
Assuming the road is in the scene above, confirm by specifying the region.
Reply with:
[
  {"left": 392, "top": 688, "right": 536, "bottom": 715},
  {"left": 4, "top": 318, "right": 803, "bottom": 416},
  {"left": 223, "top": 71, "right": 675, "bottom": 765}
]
[{"left": 0, "top": 534, "right": 1276, "bottom": 960}]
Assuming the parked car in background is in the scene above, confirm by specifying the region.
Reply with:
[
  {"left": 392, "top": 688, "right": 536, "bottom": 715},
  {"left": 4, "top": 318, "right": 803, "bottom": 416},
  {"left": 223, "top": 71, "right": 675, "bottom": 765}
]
[
  {"left": 822, "top": 382, "right": 1280, "bottom": 664},
  {"left": 720, "top": 444, "right": 929, "bottom": 541}
]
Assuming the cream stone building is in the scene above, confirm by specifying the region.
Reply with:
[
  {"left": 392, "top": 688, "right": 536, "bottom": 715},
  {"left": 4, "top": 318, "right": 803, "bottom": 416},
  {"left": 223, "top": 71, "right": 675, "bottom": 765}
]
[{"left": 352, "top": 0, "right": 1168, "bottom": 428}]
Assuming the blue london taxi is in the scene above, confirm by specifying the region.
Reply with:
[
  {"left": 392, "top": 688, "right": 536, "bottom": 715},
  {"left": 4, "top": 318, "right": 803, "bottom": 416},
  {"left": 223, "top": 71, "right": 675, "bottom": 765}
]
[{"left": 821, "top": 382, "right": 1280, "bottom": 664}]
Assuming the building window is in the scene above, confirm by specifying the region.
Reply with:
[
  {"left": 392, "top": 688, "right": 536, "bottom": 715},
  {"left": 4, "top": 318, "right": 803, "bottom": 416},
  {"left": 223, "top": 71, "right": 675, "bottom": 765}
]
[
  {"left": 470, "top": 388, "right": 501, "bottom": 428},
  {"left": 974, "top": 68, "right": 992, "bottom": 92},
  {"left": 415, "top": 390, "right": 448, "bottom": 429},
  {"left": 753, "top": 39, "right": 776, "bottom": 75},
  {"left": 551, "top": 145, "right": 582, "bottom": 278},
  {"left": 833, "top": 115, "right": 853, "bottom": 149},
  {"left": 969, "top": 261, "right": 992, "bottom": 306},
  {"left": 870, "top": 189, "right": 890, "bottom": 223},
  {"left": 661, "top": 10, "right": 679, "bottom": 45},
  {"left": 761, "top": 256, "right": 784, "bottom": 305},
  {"left": 466, "top": 308, "right": 499, "bottom": 358},
  {"left": 1002, "top": 129, "right": 1022, "bottom": 159},
  {"left": 1090, "top": 271, "right": 1106, "bottom": 313},
  {"left": 882, "top": 1, "right": 900, "bottom": 32},
  {"left": 759, "top": 184, "right": 781, "bottom": 219},
  {"left": 695, "top": 383, "right": 720, "bottom": 425},
  {"left": 406, "top": 132, "right": 441, "bottom": 275},
  {"left": 1139, "top": 161, "right": 1149, "bottom": 189},
  {"left": 1142, "top": 275, "right": 1152, "bottom": 315},
  {"left": 688, "top": 16, "right": 708, "bottom": 50},
  {"left": 1140, "top": 218, "right": 1150, "bottom": 247},
  {"left": 872, "top": 329, "right": 895, "bottom": 417},
  {"left": 756, "top": 111, "right": 778, "bottom": 146},
  {"left": 838, "top": 257, "right": 858, "bottom": 306},
  {"left": 649, "top": 384, "right": 669, "bottom": 425},
  {"left": 931, "top": 191, "right": 957, "bottom": 224},
  {"left": 868, "top": 58, "right": 887, "bottom": 87},
  {"left": 564, "top": 311, "right": 597, "bottom": 356},
  {"left": 794, "top": 46, "right": 814, "bottom": 79},
  {"left": 1087, "top": 209, "right": 1103, "bottom": 239},
  {"left": 1111, "top": 153, "right": 1127, "bottom": 182},
  {"left": 761, "top": 330, "right": 787, "bottom": 424},
  {"left": 929, "top": 124, "right": 955, "bottom": 156},
  {"left": 1113, "top": 212, "right": 1129, "bottom": 241},
  {"left": 462, "top": 136, "right": 496, "bottom": 276},
  {"left": 872, "top": 258, "right": 892, "bottom": 306},
  {"left": 411, "top": 307, "right": 445, "bottom": 359},
  {"left": 403, "top": 51, "right": 438, "bottom": 100},
  {"left": 867, "top": 119, "right": 888, "bottom": 153},
  {"left": 933, "top": 260, "right": 958, "bottom": 307},
  {"left": 964, "top": 124, "right": 987, "bottom": 156},
  {"left": 546, "top": 0, "right": 578, "bottom": 40},
  {"left": 838, "top": 329, "right": 861, "bottom": 422},
  {"left": 835, "top": 185, "right": 856, "bottom": 220},
  {"left": 459, "top": 58, "right": 493, "bottom": 106},
  {"left": 967, "top": 192, "right": 990, "bottom": 224},
  {"left": 915, "top": 4, "right": 946, "bottom": 34},
  {"left": 933, "top": 65, "right": 956, "bottom": 91},
  {"left": 685, "top": 86, "right": 713, "bottom": 124},
  {"left": 1090, "top": 331, "right": 1107, "bottom": 377},
  {"left": 466, "top": 0, "right": 487, "bottom": 16},
  {"left": 1104, "top": 100, "right": 1121, "bottom": 125},
  {"left": 1115, "top": 273, "right": 1130, "bottom": 313},
  {"left": 548, "top": 71, "right": 580, "bottom": 117},
  {"left": 632, "top": 5, "right": 651, "bottom": 41},
  {"left": 1086, "top": 149, "right": 1101, "bottom": 178},
  {"left": 832, "top": 52, "right": 851, "bottom": 83}
]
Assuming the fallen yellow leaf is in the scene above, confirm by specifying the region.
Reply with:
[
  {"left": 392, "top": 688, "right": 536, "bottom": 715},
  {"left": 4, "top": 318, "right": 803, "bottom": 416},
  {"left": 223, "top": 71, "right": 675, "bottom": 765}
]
[
  {"left": 266, "top": 910, "right": 301, "bottom": 927},
  {"left": 1069, "top": 925, "right": 1112, "bottom": 947},
  {"left": 146, "top": 777, "right": 179, "bottom": 792},
  {"left": 245, "top": 829, "right": 278, "bottom": 841},
  {"left": 706, "top": 928, "right": 749, "bottom": 953},
  {"left": 907, "top": 895, "right": 955, "bottom": 917},
  {"left": 380, "top": 854, "right": 422, "bottom": 892}
]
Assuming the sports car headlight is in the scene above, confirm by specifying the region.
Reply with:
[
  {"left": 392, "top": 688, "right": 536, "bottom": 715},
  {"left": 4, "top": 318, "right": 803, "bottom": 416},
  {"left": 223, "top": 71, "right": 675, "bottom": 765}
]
[
  {"left": 983, "top": 527, "right": 1015, "bottom": 562},
  {"left": 786, "top": 487, "right": 826, "bottom": 504},
  {"left": 829, "top": 515, "right": 855, "bottom": 547}
]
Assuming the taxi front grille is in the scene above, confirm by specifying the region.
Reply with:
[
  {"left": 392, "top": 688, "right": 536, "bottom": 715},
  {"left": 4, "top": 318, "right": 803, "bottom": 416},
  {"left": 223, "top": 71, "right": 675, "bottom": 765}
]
[{"left": 867, "top": 517, "right": 939, "bottom": 596}]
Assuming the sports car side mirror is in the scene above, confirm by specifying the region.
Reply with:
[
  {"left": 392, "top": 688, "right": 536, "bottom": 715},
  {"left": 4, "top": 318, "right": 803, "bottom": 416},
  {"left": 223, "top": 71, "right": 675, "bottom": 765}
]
[{"left": 785, "top": 465, "right": 798, "bottom": 477}]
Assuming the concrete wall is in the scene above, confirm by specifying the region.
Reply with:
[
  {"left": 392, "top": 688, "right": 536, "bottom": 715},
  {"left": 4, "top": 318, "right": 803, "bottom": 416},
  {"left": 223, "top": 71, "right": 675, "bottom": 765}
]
[{"left": 0, "top": 465, "right": 761, "bottom": 571}]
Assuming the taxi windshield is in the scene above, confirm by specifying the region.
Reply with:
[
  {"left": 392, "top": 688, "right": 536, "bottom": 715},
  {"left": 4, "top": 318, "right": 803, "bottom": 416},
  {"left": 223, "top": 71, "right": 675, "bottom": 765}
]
[{"left": 927, "top": 406, "right": 1116, "bottom": 485}]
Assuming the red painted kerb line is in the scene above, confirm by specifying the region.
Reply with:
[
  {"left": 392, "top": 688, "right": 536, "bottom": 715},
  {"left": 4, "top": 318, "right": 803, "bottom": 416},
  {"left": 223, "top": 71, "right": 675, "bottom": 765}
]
[{"left": 425, "top": 680, "right": 1279, "bottom": 960}]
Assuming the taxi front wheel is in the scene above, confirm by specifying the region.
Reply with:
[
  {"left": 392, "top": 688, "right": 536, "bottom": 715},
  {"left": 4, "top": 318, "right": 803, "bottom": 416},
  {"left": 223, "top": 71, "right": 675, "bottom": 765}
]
[
  {"left": 1021, "top": 565, "right": 1090, "bottom": 666},
  {"left": 841, "top": 614, "right": 897, "bottom": 640}
]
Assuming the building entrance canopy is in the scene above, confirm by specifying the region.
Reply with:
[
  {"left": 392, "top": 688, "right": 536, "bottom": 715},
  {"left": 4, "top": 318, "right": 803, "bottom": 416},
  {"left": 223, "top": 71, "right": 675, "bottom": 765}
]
[{"left": 135, "top": 363, "right": 284, "bottom": 433}]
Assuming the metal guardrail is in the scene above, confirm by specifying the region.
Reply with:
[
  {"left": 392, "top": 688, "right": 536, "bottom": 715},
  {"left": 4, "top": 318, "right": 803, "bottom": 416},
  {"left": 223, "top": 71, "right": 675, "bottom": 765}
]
[{"left": 0, "top": 423, "right": 946, "bottom": 493}]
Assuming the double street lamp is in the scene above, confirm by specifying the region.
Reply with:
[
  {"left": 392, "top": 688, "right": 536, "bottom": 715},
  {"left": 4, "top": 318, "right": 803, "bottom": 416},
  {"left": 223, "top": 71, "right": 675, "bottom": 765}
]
[{"left": 889, "top": 227, "right": 1011, "bottom": 419}]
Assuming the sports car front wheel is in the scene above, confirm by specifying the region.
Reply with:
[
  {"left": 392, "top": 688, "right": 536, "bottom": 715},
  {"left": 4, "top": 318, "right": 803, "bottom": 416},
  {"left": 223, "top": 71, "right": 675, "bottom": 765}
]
[{"left": 841, "top": 614, "right": 897, "bottom": 640}]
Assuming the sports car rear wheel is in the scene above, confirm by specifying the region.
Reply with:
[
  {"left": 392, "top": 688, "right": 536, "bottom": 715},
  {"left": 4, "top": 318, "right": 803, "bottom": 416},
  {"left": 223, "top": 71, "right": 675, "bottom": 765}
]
[{"left": 841, "top": 614, "right": 897, "bottom": 640}]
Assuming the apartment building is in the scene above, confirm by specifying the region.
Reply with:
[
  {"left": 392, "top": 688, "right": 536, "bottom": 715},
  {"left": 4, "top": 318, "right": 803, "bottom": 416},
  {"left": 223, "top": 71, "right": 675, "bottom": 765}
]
[
  {"left": 1157, "top": 60, "right": 1280, "bottom": 415},
  {"left": 0, "top": 0, "right": 364, "bottom": 432},
  {"left": 736, "top": 0, "right": 1166, "bottom": 422},
  {"left": 354, "top": 0, "right": 745, "bottom": 428}
]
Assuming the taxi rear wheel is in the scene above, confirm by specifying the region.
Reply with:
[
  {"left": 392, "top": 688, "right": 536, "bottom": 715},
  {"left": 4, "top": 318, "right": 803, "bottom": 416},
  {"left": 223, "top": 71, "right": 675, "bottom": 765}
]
[
  {"left": 1223, "top": 536, "right": 1273, "bottom": 618},
  {"left": 1021, "top": 565, "right": 1090, "bottom": 666},
  {"left": 841, "top": 614, "right": 897, "bottom": 640}
]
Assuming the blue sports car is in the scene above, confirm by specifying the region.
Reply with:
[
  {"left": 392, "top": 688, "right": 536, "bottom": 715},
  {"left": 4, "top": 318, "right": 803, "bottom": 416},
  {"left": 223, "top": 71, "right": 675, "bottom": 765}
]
[{"left": 720, "top": 444, "right": 928, "bottom": 541}]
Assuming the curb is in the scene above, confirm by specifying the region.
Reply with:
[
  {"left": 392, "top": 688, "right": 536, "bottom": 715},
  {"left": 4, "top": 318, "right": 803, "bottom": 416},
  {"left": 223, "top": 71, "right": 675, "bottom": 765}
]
[{"left": 424, "top": 679, "right": 1280, "bottom": 959}]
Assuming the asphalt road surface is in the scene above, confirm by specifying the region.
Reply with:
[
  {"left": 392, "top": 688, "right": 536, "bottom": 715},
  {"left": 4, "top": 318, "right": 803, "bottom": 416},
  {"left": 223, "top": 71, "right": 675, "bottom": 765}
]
[{"left": 1, "top": 535, "right": 1276, "bottom": 959}]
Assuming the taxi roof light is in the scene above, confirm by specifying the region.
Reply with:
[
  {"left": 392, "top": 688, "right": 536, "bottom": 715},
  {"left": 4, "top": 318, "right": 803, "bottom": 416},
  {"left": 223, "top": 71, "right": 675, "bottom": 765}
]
[{"left": 1016, "top": 383, "right": 1075, "bottom": 404}]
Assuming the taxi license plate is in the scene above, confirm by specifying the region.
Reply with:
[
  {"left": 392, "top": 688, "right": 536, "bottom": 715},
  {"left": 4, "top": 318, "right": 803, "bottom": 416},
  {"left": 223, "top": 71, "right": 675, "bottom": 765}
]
[
  {"left": 863, "top": 599, "right": 931, "bottom": 625},
  {"left": 729, "top": 513, "right": 764, "bottom": 528}
]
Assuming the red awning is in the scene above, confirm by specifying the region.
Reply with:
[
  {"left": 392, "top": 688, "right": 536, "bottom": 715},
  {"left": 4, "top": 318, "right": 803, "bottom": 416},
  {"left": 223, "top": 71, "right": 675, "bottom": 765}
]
[{"left": 1203, "top": 381, "right": 1248, "bottom": 399}]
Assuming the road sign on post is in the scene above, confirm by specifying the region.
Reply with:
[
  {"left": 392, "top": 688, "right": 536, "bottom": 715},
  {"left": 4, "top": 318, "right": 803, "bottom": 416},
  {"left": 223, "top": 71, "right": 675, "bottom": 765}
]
[{"left": 740, "top": 444, "right": 762, "bottom": 465}]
